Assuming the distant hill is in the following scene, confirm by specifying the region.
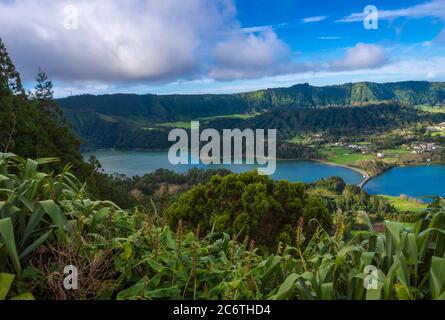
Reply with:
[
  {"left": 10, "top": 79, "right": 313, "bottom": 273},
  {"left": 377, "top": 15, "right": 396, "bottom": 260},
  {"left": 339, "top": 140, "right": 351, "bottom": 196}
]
[
  {"left": 58, "top": 81, "right": 445, "bottom": 150},
  {"left": 59, "top": 81, "right": 445, "bottom": 120}
]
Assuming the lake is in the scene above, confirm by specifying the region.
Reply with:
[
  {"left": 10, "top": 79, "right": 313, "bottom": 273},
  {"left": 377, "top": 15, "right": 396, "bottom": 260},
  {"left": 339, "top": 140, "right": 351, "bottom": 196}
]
[
  {"left": 364, "top": 165, "right": 445, "bottom": 200},
  {"left": 83, "top": 150, "right": 364, "bottom": 184},
  {"left": 84, "top": 151, "right": 445, "bottom": 199}
]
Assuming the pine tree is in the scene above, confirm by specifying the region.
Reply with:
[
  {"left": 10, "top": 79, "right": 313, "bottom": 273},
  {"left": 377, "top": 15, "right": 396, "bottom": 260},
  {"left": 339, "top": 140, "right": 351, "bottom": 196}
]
[
  {"left": 34, "top": 68, "right": 54, "bottom": 101},
  {"left": 0, "top": 38, "right": 25, "bottom": 97},
  {"left": 33, "top": 68, "right": 61, "bottom": 117},
  {"left": 0, "top": 38, "right": 20, "bottom": 152}
]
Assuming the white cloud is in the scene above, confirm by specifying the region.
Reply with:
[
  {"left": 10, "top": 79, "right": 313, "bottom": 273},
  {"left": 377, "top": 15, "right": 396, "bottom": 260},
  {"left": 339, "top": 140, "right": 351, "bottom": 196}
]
[
  {"left": 301, "top": 16, "right": 327, "bottom": 23},
  {"left": 329, "top": 43, "right": 389, "bottom": 71},
  {"left": 0, "top": 0, "right": 238, "bottom": 82},
  {"left": 1, "top": 0, "right": 440, "bottom": 96},
  {"left": 338, "top": 0, "right": 445, "bottom": 22},
  {"left": 337, "top": 0, "right": 445, "bottom": 47},
  {"left": 318, "top": 36, "right": 342, "bottom": 40},
  {"left": 241, "top": 25, "right": 273, "bottom": 33},
  {"left": 210, "top": 30, "right": 317, "bottom": 80}
]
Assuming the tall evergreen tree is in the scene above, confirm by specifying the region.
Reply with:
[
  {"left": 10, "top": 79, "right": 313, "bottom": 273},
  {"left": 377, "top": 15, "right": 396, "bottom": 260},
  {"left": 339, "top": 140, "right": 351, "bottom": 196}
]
[
  {"left": 30, "top": 68, "right": 83, "bottom": 167},
  {"left": 0, "top": 38, "right": 25, "bottom": 97},
  {"left": 0, "top": 38, "right": 82, "bottom": 169},
  {"left": 34, "top": 69, "right": 54, "bottom": 101}
]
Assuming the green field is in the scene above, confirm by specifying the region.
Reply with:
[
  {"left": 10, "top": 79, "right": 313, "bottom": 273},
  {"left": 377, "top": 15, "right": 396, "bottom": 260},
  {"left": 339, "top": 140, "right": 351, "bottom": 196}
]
[
  {"left": 158, "top": 113, "right": 261, "bottom": 129},
  {"left": 321, "top": 147, "right": 374, "bottom": 165},
  {"left": 158, "top": 121, "right": 192, "bottom": 129},
  {"left": 418, "top": 105, "right": 445, "bottom": 114},
  {"left": 378, "top": 195, "right": 427, "bottom": 213},
  {"left": 287, "top": 134, "right": 306, "bottom": 144},
  {"left": 432, "top": 130, "right": 445, "bottom": 137},
  {"left": 199, "top": 112, "right": 261, "bottom": 121}
]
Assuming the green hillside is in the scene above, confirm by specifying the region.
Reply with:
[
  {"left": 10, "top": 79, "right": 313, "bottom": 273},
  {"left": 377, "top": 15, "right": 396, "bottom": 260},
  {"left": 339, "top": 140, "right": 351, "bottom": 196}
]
[
  {"left": 58, "top": 81, "right": 445, "bottom": 150},
  {"left": 59, "top": 81, "right": 445, "bottom": 121}
]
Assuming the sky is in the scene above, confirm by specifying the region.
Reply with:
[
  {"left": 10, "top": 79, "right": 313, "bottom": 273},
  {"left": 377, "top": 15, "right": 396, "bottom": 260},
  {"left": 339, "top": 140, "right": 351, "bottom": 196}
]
[{"left": 0, "top": 0, "right": 445, "bottom": 97}]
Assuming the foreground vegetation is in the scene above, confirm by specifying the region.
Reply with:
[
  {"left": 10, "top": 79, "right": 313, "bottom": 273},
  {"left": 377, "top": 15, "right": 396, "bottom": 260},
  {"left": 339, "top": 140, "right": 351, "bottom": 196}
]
[
  {"left": 1, "top": 36, "right": 445, "bottom": 301},
  {"left": 1, "top": 153, "right": 445, "bottom": 300}
]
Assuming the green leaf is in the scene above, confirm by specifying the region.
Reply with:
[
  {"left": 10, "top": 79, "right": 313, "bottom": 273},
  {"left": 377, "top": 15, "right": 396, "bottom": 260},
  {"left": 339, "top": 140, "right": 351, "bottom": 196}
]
[
  {"left": 24, "top": 159, "right": 38, "bottom": 179},
  {"left": 39, "top": 200, "right": 66, "bottom": 230},
  {"left": 271, "top": 273, "right": 299, "bottom": 300},
  {"left": 0, "top": 272, "right": 15, "bottom": 300},
  {"left": 21, "top": 207, "right": 45, "bottom": 246},
  {"left": 320, "top": 282, "right": 334, "bottom": 300},
  {"left": 10, "top": 292, "right": 35, "bottom": 300},
  {"left": 35, "top": 158, "right": 58, "bottom": 166},
  {"left": 366, "top": 288, "right": 381, "bottom": 300},
  {"left": 385, "top": 221, "right": 403, "bottom": 248},
  {"left": 19, "top": 230, "right": 52, "bottom": 259},
  {"left": 0, "top": 218, "right": 21, "bottom": 274},
  {"left": 123, "top": 241, "right": 133, "bottom": 260},
  {"left": 430, "top": 256, "right": 445, "bottom": 299}
]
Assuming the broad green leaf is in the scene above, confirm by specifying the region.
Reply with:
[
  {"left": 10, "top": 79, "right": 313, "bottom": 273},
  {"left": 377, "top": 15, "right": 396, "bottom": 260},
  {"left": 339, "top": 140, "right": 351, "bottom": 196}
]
[
  {"left": 123, "top": 241, "right": 133, "bottom": 260},
  {"left": 271, "top": 273, "right": 299, "bottom": 300},
  {"left": 19, "top": 230, "right": 52, "bottom": 259},
  {"left": 35, "top": 157, "right": 58, "bottom": 166},
  {"left": 366, "top": 288, "right": 381, "bottom": 300},
  {"left": 10, "top": 292, "right": 35, "bottom": 300},
  {"left": 320, "top": 282, "right": 334, "bottom": 300},
  {"left": 24, "top": 159, "right": 38, "bottom": 179},
  {"left": 430, "top": 256, "right": 445, "bottom": 299},
  {"left": 39, "top": 200, "right": 66, "bottom": 230},
  {"left": 0, "top": 272, "right": 15, "bottom": 300},
  {"left": 21, "top": 207, "right": 45, "bottom": 246},
  {"left": 0, "top": 218, "right": 21, "bottom": 274}
]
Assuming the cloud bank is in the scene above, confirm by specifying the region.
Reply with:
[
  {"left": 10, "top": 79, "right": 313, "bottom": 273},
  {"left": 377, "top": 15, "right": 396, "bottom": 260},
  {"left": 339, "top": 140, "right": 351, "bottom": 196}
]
[
  {"left": 0, "top": 0, "right": 402, "bottom": 90},
  {"left": 339, "top": 0, "right": 445, "bottom": 23},
  {"left": 329, "top": 43, "right": 389, "bottom": 71}
]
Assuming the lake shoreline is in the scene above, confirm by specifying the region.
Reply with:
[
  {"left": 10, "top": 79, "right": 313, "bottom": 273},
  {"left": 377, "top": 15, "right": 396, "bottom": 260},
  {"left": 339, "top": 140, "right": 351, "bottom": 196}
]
[
  {"left": 82, "top": 150, "right": 365, "bottom": 185},
  {"left": 310, "top": 159, "right": 370, "bottom": 188},
  {"left": 83, "top": 149, "right": 445, "bottom": 195}
]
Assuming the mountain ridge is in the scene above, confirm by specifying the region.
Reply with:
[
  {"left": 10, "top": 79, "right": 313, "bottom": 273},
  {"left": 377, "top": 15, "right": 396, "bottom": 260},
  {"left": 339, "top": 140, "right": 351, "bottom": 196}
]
[
  {"left": 59, "top": 81, "right": 445, "bottom": 121},
  {"left": 57, "top": 81, "right": 445, "bottom": 150}
]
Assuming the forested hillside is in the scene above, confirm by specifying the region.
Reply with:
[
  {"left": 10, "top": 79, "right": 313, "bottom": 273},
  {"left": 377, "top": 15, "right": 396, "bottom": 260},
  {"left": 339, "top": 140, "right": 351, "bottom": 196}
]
[
  {"left": 59, "top": 81, "right": 445, "bottom": 150},
  {"left": 0, "top": 39, "right": 83, "bottom": 170},
  {"left": 60, "top": 81, "right": 445, "bottom": 121}
]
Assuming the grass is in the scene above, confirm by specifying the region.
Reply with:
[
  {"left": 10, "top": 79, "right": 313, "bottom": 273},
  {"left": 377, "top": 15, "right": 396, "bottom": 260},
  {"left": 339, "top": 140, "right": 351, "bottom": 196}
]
[
  {"left": 321, "top": 147, "right": 374, "bottom": 165},
  {"left": 432, "top": 130, "right": 445, "bottom": 137},
  {"left": 158, "top": 121, "right": 192, "bottom": 129},
  {"left": 378, "top": 195, "right": 427, "bottom": 213},
  {"left": 418, "top": 105, "right": 445, "bottom": 114},
  {"left": 287, "top": 134, "right": 305, "bottom": 144},
  {"left": 158, "top": 113, "right": 261, "bottom": 129},
  {"left": 382, "top": 147, "right": 409, "bottom": 156},
  {"left": 381, "top": 147, "right": 411, "bottom": 163},
  {"left": 199, "top": 112, "right": 261, "bottom": 121},
  {"left": 98, "top": 114, "right": 119, "bottom": 123}
]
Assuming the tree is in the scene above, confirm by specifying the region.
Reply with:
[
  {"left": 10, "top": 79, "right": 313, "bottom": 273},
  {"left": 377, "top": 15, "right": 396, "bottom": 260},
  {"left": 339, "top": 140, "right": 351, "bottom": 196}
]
[
  {"left": 30, "top": 68, "right": 83, "bottom": 169},
  {"left": 166, "top": 171, "right": 332, "bottom": 250},
  {"left": 0, "top": 38, "right": 25, "bottom": 97},
  {"left": 34, "top": 69, "right": 54, "bottom": 103},
  {"left": 0, "top": 38, "right": 83, "bottom": 172}
]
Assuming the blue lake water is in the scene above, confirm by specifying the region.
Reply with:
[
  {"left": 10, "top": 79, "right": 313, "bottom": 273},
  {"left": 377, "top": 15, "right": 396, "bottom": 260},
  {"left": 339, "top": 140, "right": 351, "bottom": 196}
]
[
  {"left": 364, "top": 165, "right": 445, "bottom": 200},
  {"left": 83, "top": 150, "right": 364, "bottom": 185},
  {"left": 84, "top": 151, "right": 445, "bottom": 199}
]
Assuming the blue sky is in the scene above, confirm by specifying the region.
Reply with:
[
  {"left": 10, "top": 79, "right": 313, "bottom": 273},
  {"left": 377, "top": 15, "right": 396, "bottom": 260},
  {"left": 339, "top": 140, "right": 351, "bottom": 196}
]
[{"left": 0, "top": 0, "right": 444, "bottom": 97}]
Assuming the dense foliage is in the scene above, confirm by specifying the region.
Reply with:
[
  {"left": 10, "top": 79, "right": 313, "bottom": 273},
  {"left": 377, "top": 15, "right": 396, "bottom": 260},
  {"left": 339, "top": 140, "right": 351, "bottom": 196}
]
[
  {"left": 0, "top": 38, "right": 86, "bottom": 174},
  {"left": 59, "top": 82, "right": 445, "bottom": 150},
  {"left": 237, "top": 103, "right": 445, "bottom": 140},
  {"left": 2, "top": 36, "right": 445, "bottom": 301},
  {"left": 1, "top": 154, "right": 445, "bottom": 300},
  {"left": 166, "top": 171, "right": 332, "bottom": 250}
]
